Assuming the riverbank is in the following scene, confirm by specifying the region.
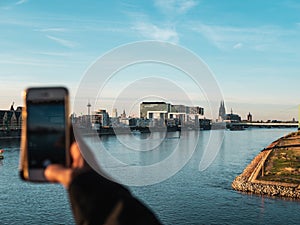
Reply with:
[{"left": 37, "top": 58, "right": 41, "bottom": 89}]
[
  {"left": 232, "top": 131, "right": 300, "bottom": 198},
  {"left": 0, "top": 129, "right": 21, "bottom": 138}
]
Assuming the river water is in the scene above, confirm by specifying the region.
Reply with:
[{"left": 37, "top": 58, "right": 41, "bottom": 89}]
[{"left": 0, "top": 128, "right": 299, "bottom": 224}]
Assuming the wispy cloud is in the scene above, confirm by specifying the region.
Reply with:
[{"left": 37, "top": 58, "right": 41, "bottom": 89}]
[
  {"left": 15, "top": 0, "right": 27, "bottom": 5},
  {"left": 154, "top": 0, "right": 198, "bottom": 15},
  {"left": 33, "top": 51, "right": 72, "bottom": 57},
  {"left": 124, "top": 1, "right": 197, "bottom": 43},
  {"left": 46, "top": 35, "right": 77, "bottom": 48},
  {"left": 132, "top": 22, "right": 179, "bottom": 43},
  {"left": 233, "top": 42, "right": 243, "bottom": 49},
  {"left": 38, "top": 28, "right": 68, "bottom": 32},
  {"left": 0, "top": 57, "right": 65, "bottom": 67},
  {"left": 0, "top": 0, "right": 28, "bottom": 10},
  {"left": 191, "top": 22, "right": 290, "bottom": 51}
]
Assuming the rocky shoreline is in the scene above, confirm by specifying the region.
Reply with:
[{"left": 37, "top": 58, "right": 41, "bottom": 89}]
[{"left": 232, "top": 132, "right": 300, "bottom": 199}]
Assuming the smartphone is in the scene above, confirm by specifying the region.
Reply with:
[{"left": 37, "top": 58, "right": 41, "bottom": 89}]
[{"left": 20, "top": 87, "right": 70, "bottom": 182}]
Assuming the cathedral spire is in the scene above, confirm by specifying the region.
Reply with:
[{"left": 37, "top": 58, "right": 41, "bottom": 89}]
[
  {"left": 10, "top": 102, "right": 14, "bottom": 111},
  {"left": 219, "top": 100, "right": 226, "bottom": 120}
]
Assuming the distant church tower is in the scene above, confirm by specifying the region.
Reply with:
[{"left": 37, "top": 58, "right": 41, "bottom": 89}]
[
  {"left": 247, "top": 112, "right": 252, "bottom": 122},
  {"left": 218, "top": 101, "right": 226, "bottom": 121},
  {"left": 10, "top": 102, "right": 14, "bottom": 111},
  {"left": 121, "top": 109, "right": 126, "bottom": 119}
]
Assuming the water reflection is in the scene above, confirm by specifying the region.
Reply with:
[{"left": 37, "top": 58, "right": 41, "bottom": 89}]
[
  {"left": 84, "top": 130, "right": 200, "bottom": 186},
  {"left": 1, "top": 129, "right": 299, "bottom": 224}
]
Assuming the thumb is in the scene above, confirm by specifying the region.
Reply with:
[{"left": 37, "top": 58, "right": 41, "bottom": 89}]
[{"left": 44, "top": 165, "right": 72, "bottom": 188}]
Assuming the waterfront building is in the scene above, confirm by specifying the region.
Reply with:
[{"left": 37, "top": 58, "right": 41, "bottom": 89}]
[
  {"left": 140, "top": 102, "right": 204, "bottom": 119},
  {"left": 136, "top": 118, "right": 150, "bottom": 127},
  {"left": 110, "top": 117, "right": 120, "bottom": 127},
  {"left": 139, "top": 101, "right": 204, "bottom": 127},
  {"left": 73, "top": 115, "right": 91, "bottom": 128},
  {"left": 128, "top": 118, "right": 138, "bottom": 127},
  {"left": 92, "top": 109, "right": 110, "bottom": 128},
  {"left": 224, "top": 109, "right": 241, "bottom": 122},
  {"left": 0, "top": 103, "right": 22, "bottom": 130},
  {"left": 112, "top": 108, "right": 118, "bottom": 118},
  {"left": 170, "top": 105, "right": 204, "bottom": 119},
  {"left": 120, "top": 118, "right": 130, "bottom": 126},
  {"left": 140, "top": 102, "right": 170, "bottom": 119}
]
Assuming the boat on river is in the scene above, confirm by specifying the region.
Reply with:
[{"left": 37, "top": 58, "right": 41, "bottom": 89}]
[{"left": 0, "top": 149, "right": 4, "bottom": 159}]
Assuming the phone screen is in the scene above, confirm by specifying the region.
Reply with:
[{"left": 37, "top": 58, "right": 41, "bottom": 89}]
[{"left": 27, "top": 100, "right": 66, "bottom": 168}]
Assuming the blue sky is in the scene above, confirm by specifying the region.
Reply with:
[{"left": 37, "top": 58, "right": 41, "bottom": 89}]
[{"left": 1, "top": 0, "right": 300, "bottom": 121}]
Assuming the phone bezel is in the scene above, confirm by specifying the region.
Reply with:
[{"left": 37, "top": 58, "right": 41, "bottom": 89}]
[{"left": 20, "top": 87, "right": 70, "bottom": 182}]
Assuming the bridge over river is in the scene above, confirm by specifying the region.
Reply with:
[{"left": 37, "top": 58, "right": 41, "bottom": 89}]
[{"left": 229, "top": 122, "right": 298, "bottom": 129}]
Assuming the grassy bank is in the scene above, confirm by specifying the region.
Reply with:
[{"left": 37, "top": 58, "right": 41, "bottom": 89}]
[{"left": 258, "top": 146, "right": 300, "bottom": 184}]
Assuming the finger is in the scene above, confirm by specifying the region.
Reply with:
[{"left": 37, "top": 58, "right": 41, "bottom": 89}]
[
  {"left": 44, "top": 164, "right": 72, "bottom": 188},
  {"left": 70, "top": 142, "right": 85, "bottom": 168}
]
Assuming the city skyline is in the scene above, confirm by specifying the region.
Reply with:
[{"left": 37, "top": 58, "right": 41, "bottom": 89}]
[
  {"left": 3, "top": 100, "right": 294, "bottom": 123},
  {"left": 1, "top": 1, "right": 300, "bottom": 121}
]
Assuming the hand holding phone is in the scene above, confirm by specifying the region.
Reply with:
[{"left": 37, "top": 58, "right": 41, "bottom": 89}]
[{"left": 19, "top": 87, "right": 70, "bottom": 182}]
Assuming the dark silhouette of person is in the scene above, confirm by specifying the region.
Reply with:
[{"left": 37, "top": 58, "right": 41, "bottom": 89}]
[{"left": 44, "top": 128, "right": 162, "bottom": 225}]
